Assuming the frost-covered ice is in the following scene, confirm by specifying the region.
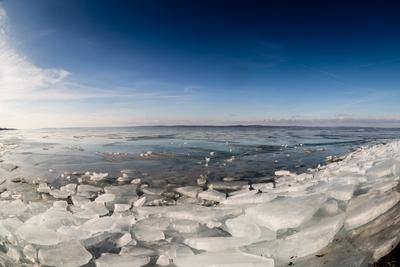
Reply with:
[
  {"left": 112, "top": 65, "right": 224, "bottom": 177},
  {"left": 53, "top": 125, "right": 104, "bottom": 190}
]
[{"left": 0, "top": 140, "right": 399, "bottom": 266}]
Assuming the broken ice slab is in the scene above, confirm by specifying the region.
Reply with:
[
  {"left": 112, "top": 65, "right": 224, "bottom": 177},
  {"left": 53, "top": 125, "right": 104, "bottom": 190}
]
[
  {"left": 0, "top": 217, "right": 23, "bottom": 241},
  {"left": 119, "top": 246, "right": 157, "bottom": 257},
  {"left": 246, "top": 194, "right": 327, "bottom": 231},
  {"left": 135, "top": 204, "right": 243, "bottom": 224},
  {"left": 95, "top": 193, "right": 116, "bottom": 203},
  {"left": 275, "top": 170, "right": 292, "bottom": 176},
  {"left": 37, "top": 183, "right": 51, "bottom": 193},
  {"left": 208, "top": 181, "right": 249, "bottom": 191},
  {"left": 49, "top": 189, "right": 70, "bottom": 199},
  {"left": 104, "top": 184, "right": 138, "bottom": 204},
  {"left": 184, "top": 236, "right": 258, "bottom": 251},
  {"left": 320, "top": 199, "right": 339, "bottom": 216},
  {"left": 23, "top": 207, "right": 77, "bottom": 230},
  {"left": 0, "top": 199, "right": 27, "bottom": 218},
  {"left": 198, "top": 189, "right": 226, "bottom": 202},
  {"left": 326, "top": 183, "right": 355, "bottom": 201},
  {"left": 80, "top": 216, "right": 133, "bottom": 235},
  {"left": 133, "top": 228, "right": 165, "bottom": 242},
  {"left": 16, "top": 224, "right": 66, "bottom": 246},
  {"left": 90, "top": 172, "right": 109, "bottom": 181},
  {"left": 366, "top": 159, "right": 400, "bottom": 178},
  {"left": 170, "top": 219, "right": 200, "bottom": 233},
  {"left": 221, "top": 192, "right": 277, "bottom": 205},
  {"left": 225, "top": 215, "right": 261, "bottom": 238},
  {"left": 38, "top": 241, "right": 92, "bottom": 267},
  {"left": 95, "top": 253, "right": 150, "bottom": 267},
  {"left": 349, "top": 202, "right": 400, "bottom": 262},
  {"left": 243, "top": 213, "right": 345, "bottom": 262},
  {"left": 173, "top": 249, "right": 274, "bottom": 267},
  {"left": 175, "top": 186, "right": 204, "bottom": 198},
  {"left": 344, "top": 191, "right": 400, "bottom": 230},
  {"left": 60, "top": 183, "right": 77, "bottom": 194},
  {"left": 77, "top": 184, "right": 103, "bottom": 194},
  {"left": 251, "top": 182, "right": 274, "bottom": 191}
]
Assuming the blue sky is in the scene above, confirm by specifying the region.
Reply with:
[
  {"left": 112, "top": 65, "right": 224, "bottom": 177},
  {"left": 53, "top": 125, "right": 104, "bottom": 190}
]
[{"left": 1, "top": 0, "right": 400, "bottom": 128}]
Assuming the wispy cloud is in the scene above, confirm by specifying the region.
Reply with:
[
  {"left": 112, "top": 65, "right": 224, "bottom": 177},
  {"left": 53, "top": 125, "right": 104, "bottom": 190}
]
[
  {"left": 0, "top": 6, "right": 196, "bottom": 103},
  {"left": 360, "top": 57, "right": 400, "bottom": 67}
]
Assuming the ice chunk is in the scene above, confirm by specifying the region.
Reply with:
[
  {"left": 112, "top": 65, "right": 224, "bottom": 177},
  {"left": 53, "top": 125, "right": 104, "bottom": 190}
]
[
  {"left": 157, "top": 255, "right": 170, "bottom": 266},
  {"left": 95, "top": 193, "right": 116, "bottom": 203},
  {"left": 222, "top": 192, "right": 277, "bottom": 205},
  {"left": 0, "top": 199, "right": 27, "bottom": 217},
  {"left": 77, "top": 184, "right": 103, "bottom": 193},
  {"left": 170, "top": 219, "right": 199, "bottom": 233},
  {"left": 366, "top": 159, "right": 400, "bottom": 178},
  {"left": 23, "top": 244, "right": 37, "bottom": 263},
  {"left": 0, "top": 217, "right": 23, "bottom": 240},
  {"left": 174, "top": 249, "right": 274, "bottom": 267},
  {"left": 71, "top": 195, "right": 90, "bottom": 207},
  {"left": 37, "top": 183, "right": 51, "bottom": 193},
  {"left": 60, "top": 183, "right": 77, "bottom": 194},
  {"left": 24, "top": 207, "right": 77, "bottom": 230},
  {"left": 95, "top": 253, "right": 150, "bottom": 267},
  {"left": 6, "top": 246, "right": 20, "bottom": 262},
  {"left": 80, "top": 216, "right": 133, "bottom": 235},
  {"left": 246, "top": 194, "right": 327, "bottom": 231},
  {"left": 243, "top": 213, "right": 345, "bottom": 261},
  {"left": 38, "top": 241, "right": 92, "bottom": 267},
  {"left": 320, "top": 199, "right": 339, "bottom": 216},
  {"left": 104, "top": 184, "right": 138, "bottom": 204},
  {"left": 175, "top": 186, "right": 203, "bottom": 198},
  {"left": 208, "top": 181, "right": 249, "bottom": 191},
  {"left": 16, "top": 224, "right": 65, "bottom": 245},
  {"left": 90, "top": 172, "right": 109, "bottom": 181},
  {"left": 198, "top": 189, "right": 226, "bottom": 202},
  {"left": 53, "top": 200, "right": 68, "bottom": 209},
  {"left": 134, "top": 228, "right": 165, "bottom": 242},
  {"left": 184, "top": 236, "right": 258, "bottom": 251},
  {"left": 275, "top": 170, "right": 291, "bottom": 176},
  {"left": 251, "top": 182, "right": 274, "bottom": 191},
  {"left": 326, "top": 183, "right": 355, "bottom": 201},
  {"left": 115, "top": 233, "right": 133, "bottom": 248},
  {"left": 225, "top": 215, "right": 261, "bottom": 238},
  {"left": 49, "top": 189, "right": 70, "bottom": 199},
  {"left": 344, "top": 191, "right": 400, "bottom": 230},
  {"left": 114, "top": 203, "right": 132, "bottom": 212}
]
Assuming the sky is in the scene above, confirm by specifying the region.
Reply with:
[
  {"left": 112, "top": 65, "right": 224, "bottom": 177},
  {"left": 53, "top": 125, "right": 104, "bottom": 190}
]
[{"left": 1, "top": 0, "right": 400, "bottom": 128}]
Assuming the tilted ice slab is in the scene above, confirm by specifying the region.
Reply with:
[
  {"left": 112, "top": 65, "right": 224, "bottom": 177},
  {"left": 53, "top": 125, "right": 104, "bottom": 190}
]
[
  {"left": 243, "top": 213, "right": 345, "bottom": 262},
  {"left": 246, "top": 194, "right": 327, "bottom": 231},
  {"left": 344, "top": 191, "right": 400, "bottom": 230}
]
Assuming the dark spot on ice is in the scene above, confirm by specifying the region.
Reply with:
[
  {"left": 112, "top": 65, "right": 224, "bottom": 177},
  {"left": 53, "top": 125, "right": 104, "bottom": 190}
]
[{"left": 316, "top": 254, "right": 325, "bottom": 258}]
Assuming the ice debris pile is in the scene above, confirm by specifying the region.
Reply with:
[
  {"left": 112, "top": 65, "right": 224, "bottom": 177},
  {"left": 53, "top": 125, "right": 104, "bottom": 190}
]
[{"left": 0, "top": 142, "right": 399, "bottom": 266}]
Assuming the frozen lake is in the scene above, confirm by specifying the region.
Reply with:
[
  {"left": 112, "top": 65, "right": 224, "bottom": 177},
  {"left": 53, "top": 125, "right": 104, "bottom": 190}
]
[{"left": 1, "top": 126, "right": 400, "bottom": 186}]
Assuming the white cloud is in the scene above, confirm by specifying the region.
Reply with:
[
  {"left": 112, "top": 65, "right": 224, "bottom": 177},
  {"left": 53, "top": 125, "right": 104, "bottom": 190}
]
[{"left": 0, "top": 7, "right": 74, "bottom": 101}]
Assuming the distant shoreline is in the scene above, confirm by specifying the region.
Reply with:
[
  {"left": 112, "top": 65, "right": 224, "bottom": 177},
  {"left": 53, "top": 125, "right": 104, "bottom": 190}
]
[{"left": 0, "top": 128, "right": 16, "bottom": 131}]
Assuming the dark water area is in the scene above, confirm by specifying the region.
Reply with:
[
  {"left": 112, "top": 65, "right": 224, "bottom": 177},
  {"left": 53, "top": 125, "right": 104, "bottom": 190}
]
[{"left": 1, "top": 126, "right": 400, "bottom": 186}]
